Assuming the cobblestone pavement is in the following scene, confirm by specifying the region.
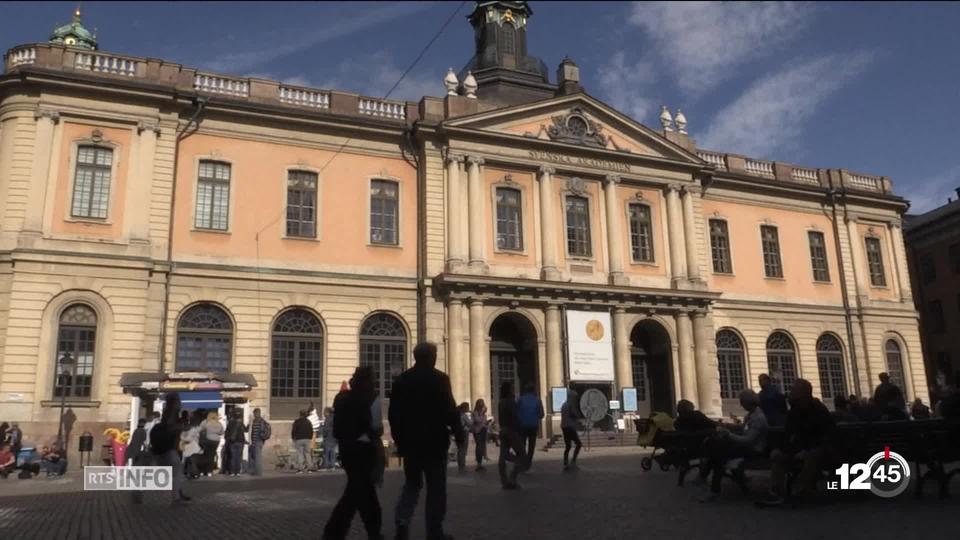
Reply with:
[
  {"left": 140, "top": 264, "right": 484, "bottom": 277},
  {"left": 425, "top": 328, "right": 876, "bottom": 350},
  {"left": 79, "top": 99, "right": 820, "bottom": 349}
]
[{"left": 0, "top": 450, "right": 957, "bottom": 540}]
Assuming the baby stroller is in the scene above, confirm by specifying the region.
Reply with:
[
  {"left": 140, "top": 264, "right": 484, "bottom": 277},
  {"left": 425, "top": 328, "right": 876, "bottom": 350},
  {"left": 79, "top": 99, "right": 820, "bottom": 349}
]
[{"left": 636, "top": 412, "right": 683, "bottom": 472}]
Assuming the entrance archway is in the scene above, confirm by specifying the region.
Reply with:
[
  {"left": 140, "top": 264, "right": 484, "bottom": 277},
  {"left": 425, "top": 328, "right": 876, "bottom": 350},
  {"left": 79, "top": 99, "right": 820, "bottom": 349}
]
[
  {"left": 630, "top": 319, "right": 674, "bottom": 416},
  {"left": 489, "top": 312, "right": 539, "bottom": 406}
]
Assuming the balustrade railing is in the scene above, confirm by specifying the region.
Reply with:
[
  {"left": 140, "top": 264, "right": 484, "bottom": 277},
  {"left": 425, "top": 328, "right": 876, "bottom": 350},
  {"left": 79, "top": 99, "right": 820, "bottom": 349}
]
[
  {"left": 75, "top": 52, "right": 138, "bottom": 76},
  {"left": 279, "top": 86, "right": 330, "bottom": 109},
  {"left": 697, "top": 150, "right": 726, "bottom": 170},
  {"left": 194, "top": 73, "right": 250, "bottom": 97},
  {"left": 848, "top": 173, "right": 880, "bottom": 191},
  {"left": 791, "top": 167, "right": 819, "bottom": 185},
  {"left": 358, "top": 98, "right": 405, "bottom": 119},
  {"left": 744, "top": 158, "right": 774, "bottom": 177},
  {"left": 9, "top": 47, "right": 35, "bottom": 67}
]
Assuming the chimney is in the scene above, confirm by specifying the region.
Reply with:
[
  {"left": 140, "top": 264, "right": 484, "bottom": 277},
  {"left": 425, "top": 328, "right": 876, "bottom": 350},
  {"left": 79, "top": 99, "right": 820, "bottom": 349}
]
[{"left": 556, "top": 56, "right": 581, "bottom": 95}]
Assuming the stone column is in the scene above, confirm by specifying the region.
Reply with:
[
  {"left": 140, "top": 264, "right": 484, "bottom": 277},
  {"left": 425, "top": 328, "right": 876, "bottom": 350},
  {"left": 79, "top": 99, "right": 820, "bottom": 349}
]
[
  {"left": 467, "top": 156, "right": 486, "bottom": 270},
  {"left": 469, "top": 299, "right": 488, "bottom": 405},
  {"left": 692, "top": 311, "right": 719, "bottom": 417},
  {"left": 613, "top": 307, "right": 632, "bottom": 392},
  {"left": 545, "top": 304, "right": 564, "bottom": 391},
  {"left": 889, "top": 221, "right": 913, "bottom": 302},
  {"left": 445, "top": 153, "right": 465, "bottom": 270},
  {"left": 447, "top": 299, "right": 467, "bottom": 403},
  {"left": 665, "top": 184, "right": 687, "bottom": 283},
  {"left": 675, "top": 311, "right": 698, "bottom": 405},
  {"left": 681, "top": 185, "right": 700, "bottom": 281},
  {"left": 603, "top": 175, "right": 626, "bottom": 285},
  {"left": 125, "top": 120, "right": 159, "bottom": 243},
  {"left": 537, "top": 166, "right": 561, "bottom": 280},
  {"left": 845, "top": 216, "right": 867, "bottom": 296},
  {"left": 24, "top": 108, "right": 60, "bottom": 234}
]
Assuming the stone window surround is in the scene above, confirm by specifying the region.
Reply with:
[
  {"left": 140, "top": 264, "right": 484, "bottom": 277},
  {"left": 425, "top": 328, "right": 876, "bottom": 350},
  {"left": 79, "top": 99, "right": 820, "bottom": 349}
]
[
  {"left": 806, "top": 227, "right": 832, "bottom": 284},
  {"left": 708, "top": 216, "right": 735, "bottom": 276},
  {"left": 862, "top": 229, "right": 889, "bottom": 289},
  {"left": 489, "top": 179, "right": 528, "bottom": 256},
  {"left": 625, "top": 199, "right": 656, "bottom": 265},
  {"left": 173, "top": 301, "right": 236, "bottom": 373},
  {"left": 64, "top": 136, "right": 120, "bottom": 226},
  {"left": 367, "top": 175, "right": 403, "bottom": 248},
  {"left": 282, "top": 165, "right": 322, "bottom": 242},
  {"left": 758, "top": 222, "right": 784, "bottom": 280},
  {"left": 190, "top": 155, "right": 234, "bottom": 234},
  {"left": 561, "top": 188, "right": 597, "bottom": 262}
]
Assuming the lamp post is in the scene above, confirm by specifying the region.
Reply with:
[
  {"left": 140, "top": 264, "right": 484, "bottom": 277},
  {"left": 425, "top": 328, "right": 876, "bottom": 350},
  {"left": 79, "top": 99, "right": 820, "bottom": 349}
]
[{"left": 55, "top": 352, "right": 75, "bottom": 453}]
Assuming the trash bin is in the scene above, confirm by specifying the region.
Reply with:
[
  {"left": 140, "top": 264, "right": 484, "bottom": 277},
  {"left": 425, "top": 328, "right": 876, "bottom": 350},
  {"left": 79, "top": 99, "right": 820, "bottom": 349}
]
[{"left": 79, "top": 432, "right": 94, "bottom": 453}]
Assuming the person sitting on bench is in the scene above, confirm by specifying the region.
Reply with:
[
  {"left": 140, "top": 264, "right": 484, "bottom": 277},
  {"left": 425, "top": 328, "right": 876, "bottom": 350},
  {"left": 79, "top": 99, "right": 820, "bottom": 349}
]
[
  {"left": 674, "top": 400, "right": 714, "bottom": 432},
  {"left": 759, "top": 379, "right": 835, "bottom": 507},
  {"left": 695, "top": 389, "right": 768, "bottom": 502}
]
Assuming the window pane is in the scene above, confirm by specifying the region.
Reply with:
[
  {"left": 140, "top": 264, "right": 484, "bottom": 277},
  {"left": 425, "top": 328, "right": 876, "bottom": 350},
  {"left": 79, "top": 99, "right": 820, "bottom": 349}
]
[
  {"left": 865, "top": 237, "right": 886, "bottom": 286},
  {"left": 370, "top": 180, "right": 399, "bottom": 245},
  {"left": 629, "top": 204, "right": 654, "bottom": 262},
  {"left": 566, "top": 196, "right": 591, "bottom": 257},
  {"left": 808, "top": 231, "right": 830, "bottom": 282},
  {"left": 761, "top": 226, "right": 783, "bottom": 278},
  {"left": 495, "top": 188, "right": 522, "bottom": 250},
  {"left": 72, "top": 146, "right": 112, "bottom": 219},
  {"left": 710, "top": 220, "right": 732, "bottom": 273},
  {"left": 716, "top": 330, "right": 746, "bottom": 399},
  {"left": 884, "top": 340, "right": 905, "bottom": 390}
]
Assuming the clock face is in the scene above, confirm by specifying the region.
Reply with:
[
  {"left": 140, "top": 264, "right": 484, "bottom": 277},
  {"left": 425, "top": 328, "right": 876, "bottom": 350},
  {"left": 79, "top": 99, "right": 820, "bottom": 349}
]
[{"left": 65, "top": 37, "right": 76, "bottom": 45}]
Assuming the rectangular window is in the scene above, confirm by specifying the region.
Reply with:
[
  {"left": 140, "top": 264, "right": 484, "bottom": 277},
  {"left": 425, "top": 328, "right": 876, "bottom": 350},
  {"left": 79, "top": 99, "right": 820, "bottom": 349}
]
[
  {"left": 864, "top": 237, "right": 887, "bottom": 286},
  {"left": 370, "top": 179, "right": 399, "bottom": 245},
  {"left": 808, "top": 231, "right": 830, "bottom": 282},
  {"left": 920, "top": 256, "right": 937, "bottom": 284},
  {"left": 760, "top": 225, "right": 783, "bottom": 278},
  {"left": 565, "top": 196, "right": 592, "bottom": 257},
  {"left": 628, "top": 203, "right": 654, "bottom": 262},
  {"left": 929, "top": 300, "right": 945, "bottom": 333},
  {"left": 950, "top": 243, "right": 960, "bottom": 273},
  {"left": 195, "top": 161, "right": 231, "bottom": 230},
  {"left": 495, "top": 187, "right": 523, "bottom": 251},
  {"left": 709, "top": 219, "right": 732, "bottom": 274},
  {"left": 71, "top": 146, "right": 113, "bottom": 219},
  {"left": 286, "top": 170, "right": 317, "bottom": 238}
]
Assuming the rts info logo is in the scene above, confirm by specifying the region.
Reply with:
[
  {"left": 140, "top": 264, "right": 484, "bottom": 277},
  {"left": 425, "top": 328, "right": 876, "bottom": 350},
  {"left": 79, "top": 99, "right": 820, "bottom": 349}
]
[{"left": 827, "top": 446, "right": 911, "bottom": 498}]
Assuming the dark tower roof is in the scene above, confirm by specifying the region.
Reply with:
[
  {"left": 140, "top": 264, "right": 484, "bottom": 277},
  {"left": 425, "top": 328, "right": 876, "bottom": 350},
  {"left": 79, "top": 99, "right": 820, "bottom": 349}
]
[{"left": 462, "top": 1, "right": 556, "bottom": 106}]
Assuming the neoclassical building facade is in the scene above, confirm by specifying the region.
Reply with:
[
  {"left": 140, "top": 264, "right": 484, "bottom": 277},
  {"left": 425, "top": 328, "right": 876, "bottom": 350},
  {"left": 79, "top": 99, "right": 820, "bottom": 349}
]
[{"left": 0, "top": 3, "right": 926, "bottom": 440}]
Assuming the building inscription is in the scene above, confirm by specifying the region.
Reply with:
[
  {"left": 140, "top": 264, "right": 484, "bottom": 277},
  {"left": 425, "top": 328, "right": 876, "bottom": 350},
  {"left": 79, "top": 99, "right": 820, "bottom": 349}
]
[{"left": 529, "top": 150, "right": 630, "bottom": 173}]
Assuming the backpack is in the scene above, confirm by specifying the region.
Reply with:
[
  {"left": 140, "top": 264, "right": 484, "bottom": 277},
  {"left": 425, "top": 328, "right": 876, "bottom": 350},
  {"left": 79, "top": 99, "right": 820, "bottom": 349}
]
[{"left": 149, "top": 422, "right": 176, "bottom": 455}]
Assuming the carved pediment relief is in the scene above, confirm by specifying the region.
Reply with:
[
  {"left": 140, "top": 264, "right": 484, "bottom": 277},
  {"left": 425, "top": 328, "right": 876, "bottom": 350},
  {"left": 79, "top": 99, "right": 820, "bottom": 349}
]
[{"left": 547, "top": 107, "right": 607, "bottom": 148}]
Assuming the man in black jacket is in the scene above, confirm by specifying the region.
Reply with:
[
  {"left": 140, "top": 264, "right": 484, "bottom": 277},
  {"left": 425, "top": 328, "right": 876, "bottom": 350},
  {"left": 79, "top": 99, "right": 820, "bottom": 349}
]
[
  {"left": 291, "top": 410, "right": 314, "bottom": 473},
  {"left": 759, "top": 378, "right": 835, "bottom": 506},
  {"left": 322, "top": 366, "right": 382, "bottom": 540},
  {"left": 390, "top": 342, "right": 461, "bottom": 540}
]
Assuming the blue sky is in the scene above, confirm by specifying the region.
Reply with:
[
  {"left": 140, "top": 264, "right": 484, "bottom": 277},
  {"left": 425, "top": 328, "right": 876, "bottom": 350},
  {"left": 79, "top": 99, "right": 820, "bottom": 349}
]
[{"left": 4, "top": 1, "right": 959, "bottom": 213}]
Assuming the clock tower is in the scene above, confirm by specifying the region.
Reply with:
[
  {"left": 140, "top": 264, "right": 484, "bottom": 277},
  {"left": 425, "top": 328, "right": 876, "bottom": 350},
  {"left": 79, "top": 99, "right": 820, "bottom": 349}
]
[{"left": 463, "top": 1, "right": 556, "bottom": 106}]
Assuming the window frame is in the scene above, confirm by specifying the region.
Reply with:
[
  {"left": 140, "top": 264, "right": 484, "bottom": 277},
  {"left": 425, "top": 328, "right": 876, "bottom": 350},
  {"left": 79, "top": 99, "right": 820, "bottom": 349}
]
[
  {"left": 715, "top": 329, "right": 747, "bottom": 400},
  {"left": 270, "top": 308, "right": 324, "bottom": 410},
  {"left": 815, "top": 334, "right": 847, "bottom": 400},
  {"left": 494, "top": 185, "right": 524, "bottom": 252},
  {"left": 864, "top": 235, "right": 887, "bottom": 287},
  {"left": 884, "top": 339, "right": 906, "bottom": 391},
  {"left": 53, "top": 304, "right": 98, "bottom": 399},
  {"left": 193, "top": 159, "right": 232, "bottom": 232},
  {"left": 765, "top": 331, "right": 798, "bottom": 394},
  {"left": 760, "top": 224, "right": 784, "bottom": 279},
  {"left": 284, "top": 169, "right": 319, "bottom": 239},
  {"left": 709, "top": 218, "right": 733, "bottom": 274},
  {"left": 70, "top": 145, "right": 115, "bottom": 220},
  {"left": 807, "top": 230, "right": 831, "bottom": 283},
  {"left": 627, "top": 202, "right": 655, "bottom": 263},
  {"left": 368, "top": 178, "right": 400, "bottom": 247},
  {"left": 175, "top": 303, "right": 234, "bottom": 374},
  {"left": 564, "top": 194, "right": 593, "bottom": 258}
]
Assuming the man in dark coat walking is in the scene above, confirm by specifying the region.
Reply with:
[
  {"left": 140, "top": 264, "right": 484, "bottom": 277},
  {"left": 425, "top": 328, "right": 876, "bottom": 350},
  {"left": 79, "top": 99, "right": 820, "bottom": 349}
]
[{"left": 389, "top": 342, "right": 462, "bottom": 540}]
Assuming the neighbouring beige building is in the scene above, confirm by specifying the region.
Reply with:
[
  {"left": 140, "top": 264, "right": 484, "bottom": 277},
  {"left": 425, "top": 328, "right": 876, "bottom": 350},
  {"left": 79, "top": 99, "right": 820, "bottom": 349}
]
[{"left": 0, "top": 3, "right": 927, "bottom": 445}]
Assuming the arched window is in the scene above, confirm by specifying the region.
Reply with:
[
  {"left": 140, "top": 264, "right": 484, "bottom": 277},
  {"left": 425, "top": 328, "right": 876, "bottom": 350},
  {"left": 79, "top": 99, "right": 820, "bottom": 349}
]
[
  {"left": 716, "top": 330, "right": 747, "bottom": 399},
  {"left": 359, "top": 313, "right": 407, "bottom": 409},
  {"left": 816, "top": 334, "right": 846, "bottom": 399},
  {"left": 271, "top": 309, "right": 323, "bottom": 417},
  {"left": 766, "top": 332, "right": 798, "bottom": 393},
  {"left": 54, "top": 304, "right": 97, "bottom": 398},
  {"left": 884, "top": 339, "right": 905, "bottom": 390},
  {"left": 176, "top": 304, "right": 233, "bottom": 373}
]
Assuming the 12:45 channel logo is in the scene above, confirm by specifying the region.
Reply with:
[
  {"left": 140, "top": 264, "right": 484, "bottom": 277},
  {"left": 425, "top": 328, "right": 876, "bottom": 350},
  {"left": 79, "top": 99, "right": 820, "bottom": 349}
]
[{"left": 827, "top": 446, "right": 911, "bottom": 498}]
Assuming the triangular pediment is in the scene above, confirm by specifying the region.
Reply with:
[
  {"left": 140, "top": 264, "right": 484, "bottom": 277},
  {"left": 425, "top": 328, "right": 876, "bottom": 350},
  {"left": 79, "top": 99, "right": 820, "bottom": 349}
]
[{"left": 444, "top": 93, "right": 703, "bottom": 165}]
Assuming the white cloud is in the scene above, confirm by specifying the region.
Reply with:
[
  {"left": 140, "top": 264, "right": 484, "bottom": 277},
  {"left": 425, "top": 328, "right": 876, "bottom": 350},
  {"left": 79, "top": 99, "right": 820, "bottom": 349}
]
[
  {"left": 628, "top": 1, "right": 811, "bottom": 96},
  {"left": 903, "top": 165, "right": 960, "bottom": 214},
  {"left": 596, "top": 51, "right": 658, "bottom": 123},
  {"left": 202, "top": 3, "right": 430, "bottom": 74},
  {"left": 699, "top": 52, "right": 873, "bottom": 157},
  {"left": 318, "top": 50, "right": 440, "bottom": 101}
]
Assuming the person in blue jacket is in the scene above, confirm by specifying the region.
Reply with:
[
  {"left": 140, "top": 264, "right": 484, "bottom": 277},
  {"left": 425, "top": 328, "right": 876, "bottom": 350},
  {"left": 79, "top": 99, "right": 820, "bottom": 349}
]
[{"left": 516, "top": 383, "right": 544, "bottom": 471}]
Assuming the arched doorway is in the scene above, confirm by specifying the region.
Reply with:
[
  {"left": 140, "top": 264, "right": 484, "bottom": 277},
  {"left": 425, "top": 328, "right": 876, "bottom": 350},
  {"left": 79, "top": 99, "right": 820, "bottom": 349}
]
[
  {"left": 630, "top": 319, "right": 673, "bottom": 416},
  {"left": 489, "top": 312, "right": 539, "bottom": 406}
]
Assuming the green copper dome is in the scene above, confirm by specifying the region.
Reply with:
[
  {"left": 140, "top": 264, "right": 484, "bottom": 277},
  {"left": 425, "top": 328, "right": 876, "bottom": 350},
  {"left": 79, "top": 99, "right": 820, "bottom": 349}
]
[{"left": 49, "top": 8, "right": 97, "bottom": 50}]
